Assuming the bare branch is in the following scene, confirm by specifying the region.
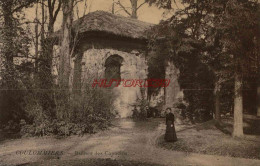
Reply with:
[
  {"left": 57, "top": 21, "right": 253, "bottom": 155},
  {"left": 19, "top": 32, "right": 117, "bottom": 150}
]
[
  {"left": 116, "top": 0, "right": 131, "bottom": 16},
  {"left": 114, "top": 9, "right": 128, "bottom": 14},
  {"left": 51, "top": 0, "right": 56, "bottom": 9},
  {"left": 53, "top": 0, "right": 62, "bottom": 22},
  {"left": 137, "top": 1, "right": 146, "bottom": 10},
  {"left": 73, "top": 0, "right": 83, "bottom": 7},
  {"left": 11, "top": 0, "right": 36, "bottom": 14},
  {"left": 75, "top": 3, "right": 80, "bottom": 19},
  {"left": 48, "top": 0, "right": 54, "bottom": 20},
  {"left": 83, "top": 0, "right": 88, "bottom": 15}
]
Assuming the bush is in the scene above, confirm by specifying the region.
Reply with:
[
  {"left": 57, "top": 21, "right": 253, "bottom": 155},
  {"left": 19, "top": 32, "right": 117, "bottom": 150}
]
[
  {"left": 131, "top": 88, "right": 149, "bottom": 120},
  {"left": 20, "top": 83, "right": 116, "bottom": 137},
  {"left": 173, "top": 98, "right": 188, "bottom": 119}
]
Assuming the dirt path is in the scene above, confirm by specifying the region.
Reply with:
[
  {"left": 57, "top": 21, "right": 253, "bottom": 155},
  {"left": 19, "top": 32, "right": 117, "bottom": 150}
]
[{"left": 0, "top": 118, "right": 260, "bottom": 166}]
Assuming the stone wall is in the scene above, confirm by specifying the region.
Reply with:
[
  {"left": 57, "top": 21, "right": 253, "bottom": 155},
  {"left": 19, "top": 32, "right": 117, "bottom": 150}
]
[
  {"left": 80, "top": 48, "right": 148, "bottom": 118},
  {"left": 164, "top": 61, "right": 183, "bottom": 109},
  {"left": 149, "top": 61, "right": 183, "bottom": 115},
  {"left": 164, "top": 61, "right": 183, "bottom": 123},
  {"left": 54, "top": 41, "right": 183, "bottom": 118}
]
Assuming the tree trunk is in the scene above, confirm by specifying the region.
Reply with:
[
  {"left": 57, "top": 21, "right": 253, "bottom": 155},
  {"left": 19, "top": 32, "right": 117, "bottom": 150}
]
[
  {"left": 1, "top": 1, "right": 17, "bottom": 91},
  {"left": 2, "top": 1, "right": 14, "bottom": 69},
  {"left": 59, "top": 0, "right": 74, "bottom": 90},
  {"left": 37, "top": 0, "right": 56, "bottom": 117},
  {"left": 130, "top": 0, "right": 137, "bottom": 19},
  {"left": 39, "top": 0, "right": 57, "bottom": 84},
  {"left": 233, "top": 71, "right": 244, "bottom": 137},
  {"left": 34, "top": 2, "right": 39, "bottom": 73},
  {"left": 214, "top": 80, "right": 221, "bottom": 121},
  {"left": 72, "top": 53, "right": 83, "bottom": 94},
  {"left": 257, "top": 75, "right": 260, "bottom": 116},
  {"left": 112, "top": 0, "right": 115, "bottom": 14},
  {"left": 0, "top": 0, "right": 19, "bottom": 123},
  {"left": 215, "top": 90, "right": 221, "bottom": 121}
]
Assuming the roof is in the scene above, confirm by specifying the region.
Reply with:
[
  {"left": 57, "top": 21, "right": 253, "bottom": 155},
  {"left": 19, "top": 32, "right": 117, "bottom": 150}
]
[{"left": 53, "top": 11, "right": 154, "bottom": 40}]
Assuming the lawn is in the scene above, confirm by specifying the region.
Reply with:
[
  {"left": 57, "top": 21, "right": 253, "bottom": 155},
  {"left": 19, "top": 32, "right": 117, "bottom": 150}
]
[{"left": 158, "top": 119, "right": 260, "bottom": 159}]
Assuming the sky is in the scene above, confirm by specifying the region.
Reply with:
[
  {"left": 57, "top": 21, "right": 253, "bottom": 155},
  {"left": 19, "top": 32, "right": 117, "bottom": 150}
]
[
  {"left": 22, "top": 0, "right": 183, "bottom": 58},
  {"left": 90, "top": 0, "right": 165, "bottom": 23},
  {"left": 24, "top": 0, "right": 182, "bottom": 31}
]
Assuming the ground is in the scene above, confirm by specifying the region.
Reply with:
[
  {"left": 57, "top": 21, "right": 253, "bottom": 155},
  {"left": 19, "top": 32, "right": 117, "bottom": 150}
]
[
  {"left": 0, "top": 118, "right": 260, "bottom": 166},
  {"left": 159, "top": 119, "right": 260, "bottom": 159}
]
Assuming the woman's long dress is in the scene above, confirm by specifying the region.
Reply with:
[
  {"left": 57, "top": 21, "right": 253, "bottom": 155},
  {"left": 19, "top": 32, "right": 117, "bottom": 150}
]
[{"left": 164, "top": 113, "right": 177, "bottom": 142}]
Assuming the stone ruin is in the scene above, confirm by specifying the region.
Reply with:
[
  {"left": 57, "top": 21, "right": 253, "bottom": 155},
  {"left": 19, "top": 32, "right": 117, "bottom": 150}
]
[{"left": 53, "top": 11, "right": 183, "bottom": 118}]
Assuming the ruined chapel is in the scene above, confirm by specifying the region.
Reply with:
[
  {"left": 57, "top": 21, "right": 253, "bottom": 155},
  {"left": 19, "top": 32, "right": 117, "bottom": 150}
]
[{"left": 53, "top": 11, "right": 183, "bottom": 117}]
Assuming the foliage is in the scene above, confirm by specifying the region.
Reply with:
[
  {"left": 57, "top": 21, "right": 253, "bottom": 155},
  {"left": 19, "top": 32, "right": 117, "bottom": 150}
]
[
  {"left": 19, "top": 83, "right": 116, "bottom": 137},
  {"left": 147, "top": 0, "right": 259, "bottom": 122},
  {"left": 0, "top": 0, "right": 117, "bottom": 137},
  {"left": 147, "top": 51, "right": 166, "bottom": 98},
  {"left": 148, "top": 24, "right": 215, "bottom": 122},
  {"left": 173, "top": 98, "right": 187, "bottom": 118},
  {"left": 0, "top": 6, "right": 33, "bottom": 124},
  {"left": 145, "top": 0, "right": 172, "bottom": 9},
  {"left": 131, "top": 87, "right": 149, "bottom": 120}
]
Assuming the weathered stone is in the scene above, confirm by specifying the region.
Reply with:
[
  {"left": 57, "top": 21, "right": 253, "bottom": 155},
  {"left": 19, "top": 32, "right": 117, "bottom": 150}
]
[
  {"left": 80, "top": 48, "right": 147, "bottom": 117},
  {"left": 52, "top": 11, "right": 183, "bottom": 118},
  {"left": 164, "top": 61, "right": 183, "bottom": 109}
]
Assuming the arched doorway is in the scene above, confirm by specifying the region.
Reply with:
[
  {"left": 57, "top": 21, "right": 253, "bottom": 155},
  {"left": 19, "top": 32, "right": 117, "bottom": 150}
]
[{"left": 105, "top": 55, "right": 123, "bottom": 85}]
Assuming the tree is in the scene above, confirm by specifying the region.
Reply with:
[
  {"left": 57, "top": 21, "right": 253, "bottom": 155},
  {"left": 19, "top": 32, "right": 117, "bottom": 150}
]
[
  {"left": 257, "top": 76, "right": 260, "bottom": 116},
  {"left": 257, "top": 6, "right": 260, "bottom": 116},
  {"left": 146, "top": 0, "right": 172, "bottom": 9},
  {"left": 0, "top": 0, "right": 35, "bottom": 71},
  {"left": 212, "top": 0, "right": 258, "bottom": 137},
  {"left": 214, "top": 80, "right": 221, "bottom": 121},
  {"left": 148, "top": 0, "right": 258, "bottom": 135},
  {"left": 116, "top": 0, "right": 147, "bottom": 19},
  {"left": 258, "top": 50, "right": 260, "bottom": 117},
  {"left": 0, "top": 0, "right": 36, "bottom": 123},
  {"left": 59, "top": 0, "right": 74, "bottom": 91},
  {"left": 58, "top": 0, "right": 88, "bottom": 92},
  {"left": 37, "top": 0, "right": 62, "bottom": 117},
  {"left": 148, "top": 0, "right": 216, "bottom": 122}
]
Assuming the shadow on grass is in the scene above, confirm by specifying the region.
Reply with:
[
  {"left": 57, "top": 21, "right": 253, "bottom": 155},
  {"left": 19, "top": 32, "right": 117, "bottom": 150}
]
[
  {"left": 243, "top": 118, "right": 260, "bottom": 135},
  {"left": 0, "top": 130, "right": 21, "bottom": 144},
  {"left": 20, "top": 158, "right": 164, "bottom": 166},
  {"left": 214, "top": 116, "right": 260, "bottom": 136},
  {"left": 214, "top": 121, "right": 232, "bottom": 135}
]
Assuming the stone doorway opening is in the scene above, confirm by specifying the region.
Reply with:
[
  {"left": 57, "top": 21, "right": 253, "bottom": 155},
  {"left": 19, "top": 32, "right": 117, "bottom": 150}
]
[{"left": 105, "top": 54, "right": 123, "bottom": 87}]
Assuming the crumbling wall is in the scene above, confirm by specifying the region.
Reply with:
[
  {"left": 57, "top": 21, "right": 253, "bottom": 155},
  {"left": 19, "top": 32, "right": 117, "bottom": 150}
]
[
  {"left": 61, "top": 45, "right": 183, "bottom": 119},
  {"left": 148, "top": 61, "right": 183, "bottom": 114},
  {"left": 164, "top": 61, "right": 183, "bottom": 123},
  {"left": 164, "top": 61, "right": 183, "bottom": 109},
  {"left": 80, "top": 48, "right": 147, "bottom": 118}
]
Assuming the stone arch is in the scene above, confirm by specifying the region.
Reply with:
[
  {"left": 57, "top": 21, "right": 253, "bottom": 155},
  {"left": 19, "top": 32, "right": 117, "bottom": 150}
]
[{"left": 104, "top": 54, "right": 124, "bottom": 81}]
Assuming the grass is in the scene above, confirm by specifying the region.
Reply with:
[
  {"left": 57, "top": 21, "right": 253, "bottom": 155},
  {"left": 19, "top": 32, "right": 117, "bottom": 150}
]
[
  {"left": 21, "top": 158, "right": 163, "bottom": 166},
  {"left": 158, "top": 120, "right": 260, "bottom": 159}
]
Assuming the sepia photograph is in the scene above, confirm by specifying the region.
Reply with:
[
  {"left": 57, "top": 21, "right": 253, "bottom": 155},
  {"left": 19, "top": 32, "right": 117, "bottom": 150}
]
[{"left": 0, "top": 0, "right": 259, "bottom": 165}]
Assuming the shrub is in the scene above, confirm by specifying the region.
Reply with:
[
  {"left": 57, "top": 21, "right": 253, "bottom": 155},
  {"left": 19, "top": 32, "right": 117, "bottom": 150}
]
[
  {"left": 20, "top": 83, "right": 116, "bottom": 137},
  {"left": 173, "top": 98, "right": 188, "bottom": 119},
  {"left": 131, "top": 88, "right": 149, "bottom": 120}
]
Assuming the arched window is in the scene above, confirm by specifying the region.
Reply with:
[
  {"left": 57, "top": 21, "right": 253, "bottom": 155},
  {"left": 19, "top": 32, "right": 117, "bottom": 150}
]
[{"left": 105, "top": 55, "right": 123, "bottom": 82}]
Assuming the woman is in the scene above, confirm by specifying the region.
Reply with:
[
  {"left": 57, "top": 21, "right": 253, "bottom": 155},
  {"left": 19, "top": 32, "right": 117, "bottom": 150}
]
[{"left": 164, "top": 107, "right": 177, "bottom": 142}]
